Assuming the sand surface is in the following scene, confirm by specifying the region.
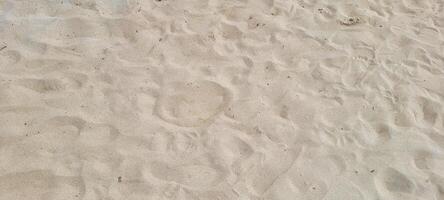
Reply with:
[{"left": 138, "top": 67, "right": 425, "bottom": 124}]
[{"left": 1, "top": 0, "right": 444, "bottom": 199}]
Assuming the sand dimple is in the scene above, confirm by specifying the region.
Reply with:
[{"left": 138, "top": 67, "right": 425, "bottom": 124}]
[{"left": 155, "top": 80, "right": 230, "bottom": 127}]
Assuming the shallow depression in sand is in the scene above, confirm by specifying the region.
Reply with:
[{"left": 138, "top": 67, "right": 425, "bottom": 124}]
[{"left": 155, "top": 80, "right": 230, "bottom": 127}]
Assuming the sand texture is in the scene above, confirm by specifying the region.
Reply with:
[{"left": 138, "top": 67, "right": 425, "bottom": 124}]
[{"left": 1, "top": 0, "right": 444, "bottom": 199}]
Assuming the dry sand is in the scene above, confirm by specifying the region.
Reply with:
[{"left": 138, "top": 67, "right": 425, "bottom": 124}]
[{"left": 1, "top": 0, "right": 444, "bottom": 199}]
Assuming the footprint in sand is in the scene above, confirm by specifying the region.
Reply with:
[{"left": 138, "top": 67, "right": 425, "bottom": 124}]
[
  {"left": 16, "top": 75, "right": 85, "bottom": 94},
  {"left": 155, "top": 80, "right": 230, "bottom": 127},
  {"left": 246, "top": 147, "right": 300, "bottom": 196},
  {"left": 45, "top": 116, "right": 87, "bottom": 132},
  {"left": 0, "top": 50, "right": 21, "bottom": 69},
  {"left": 323, "top": 180, "right": 364, "bottom": 200},
  {"left": 376, "top": 167, "right": 414, "bottom": 195},
  {"left": 16, "top": 79, "right": 66, "bottom": 93},
  {"left": 147, "top": 161, "right": 224, "bottom": 189},
  {"left": 419, "top": 97, "right": 441, "bottom": 126},
  {"left": 354, "top": 122, "right": 392, "bottom": 146},
  {"left": 413, "top": 150, "right": 444, "bottom": 173},
  {"left": 0, "top": 170, "right": 84, "bottom": 200}
]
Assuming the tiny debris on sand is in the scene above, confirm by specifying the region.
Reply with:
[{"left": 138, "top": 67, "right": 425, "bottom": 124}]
[{"left": 340, "top": 16, "right": 361, "bottom": 26}]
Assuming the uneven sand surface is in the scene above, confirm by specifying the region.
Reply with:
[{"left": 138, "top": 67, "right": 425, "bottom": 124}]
[{"left": 1, "top": 0, "right": 444, "bottom": 199}]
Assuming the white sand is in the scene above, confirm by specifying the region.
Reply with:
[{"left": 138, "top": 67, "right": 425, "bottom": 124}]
[{"left": 1, "top": 0, "right": 444, "bottom": 199}]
